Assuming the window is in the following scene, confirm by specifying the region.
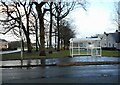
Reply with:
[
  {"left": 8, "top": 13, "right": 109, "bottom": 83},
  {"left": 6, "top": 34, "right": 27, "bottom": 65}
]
[
  {"left": 104, "top": 43, "right": 106, "bottom": 46},
  {"left": 80, "top": 43, "right": 83, "bottom": 47},
  {"left": 88, "top": 42, "right": 91, "bottom": 44},
  {"left": 113, "top": 44, "right": 114, "bottom": 47},
  {"left": 109, "top": 43, "right": 111, "bottom": 47}
]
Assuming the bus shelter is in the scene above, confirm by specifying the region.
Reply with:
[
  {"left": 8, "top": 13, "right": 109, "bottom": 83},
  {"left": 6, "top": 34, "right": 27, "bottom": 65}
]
[{"left": 69, "top": 38, "right": 102, "bottom": 57}]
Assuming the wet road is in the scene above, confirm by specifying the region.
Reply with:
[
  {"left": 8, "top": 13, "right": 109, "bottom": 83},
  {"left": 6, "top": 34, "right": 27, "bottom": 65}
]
[{"left": 2, "top": 64, "right": 120, "bottom": 83}]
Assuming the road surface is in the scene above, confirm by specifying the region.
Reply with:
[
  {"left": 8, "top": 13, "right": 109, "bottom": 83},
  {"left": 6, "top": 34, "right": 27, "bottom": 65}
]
[{"left": 2, "top": 64, "right": 120, "bottom": 83}]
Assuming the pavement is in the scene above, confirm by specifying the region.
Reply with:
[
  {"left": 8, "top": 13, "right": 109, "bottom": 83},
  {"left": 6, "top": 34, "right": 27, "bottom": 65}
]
[
  {"left": 0, "top": 49, "right": 27, "bottom": 55},
  {"left": 1, "top": 56, "right": 120, "bottom": 67}
]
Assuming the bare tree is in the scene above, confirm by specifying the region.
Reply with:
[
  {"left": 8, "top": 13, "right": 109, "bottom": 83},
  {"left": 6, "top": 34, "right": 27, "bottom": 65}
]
[
  {"left": 31, "top": 9, "right": 39, "bottom": 51},
  {"left": 0, "top": 0, "right": 33, "bottom": 53},
  {"left": 53, "top": 0, "right": 87, "bottom": 51},
  {"left": 49, "top": 2, "right": 53, "bottom": 53},
  {"left": 33, "top": 1, "right": 49, "bottom": 56},
  {"left": 113, "top": 1, "right": 120, "bottom": 31},
  {"left": 59, "top": 20, "right": 75, "bottom": 50},
  {"left": 117, "top": 2, "right": 120, "bottom": 31},
  {"left": 0, "top": 1, "right": 25, "bottom": 51},
  {"left": 19, "top": 1, "right": 33, "bottom": 53}
]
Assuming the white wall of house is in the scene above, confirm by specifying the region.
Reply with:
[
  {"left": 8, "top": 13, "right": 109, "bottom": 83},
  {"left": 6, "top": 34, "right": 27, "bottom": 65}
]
[
  {"left": 98, "top": 31, "right": 120, "bottom": 50},
  {"left": 99, "top": 34, "right": 108, "bottom": 47},
  {"left": 107, "top": 33, "right": 116, "bottom": 48},
  {"left": 116, "top": 43, "right": 120, "bottom": 50}
]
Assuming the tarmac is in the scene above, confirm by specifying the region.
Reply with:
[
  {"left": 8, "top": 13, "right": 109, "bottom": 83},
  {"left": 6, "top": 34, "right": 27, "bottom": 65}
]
[
  {"left": 1, "top": 56, "right": 120, "bottom": 84},
  {"left": 2, "top": 64, "right": 120, "bottom": 83}
]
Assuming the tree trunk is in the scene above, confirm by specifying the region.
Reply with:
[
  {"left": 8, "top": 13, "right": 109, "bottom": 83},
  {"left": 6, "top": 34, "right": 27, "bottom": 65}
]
[
  {"left": 38, "top": 11, "right": 46, "bottom": 56},
  {"left": 21, "top": 23, "right": 32, "bottom": 53},
  {"left": 26, "top": 35, "right": 32, "bottom": 53},
  {"left": 35, "top": 2, "right": 47, "bottom": 56},
  {"left": 19, "top": 27, "right": 24, "bottom": 52},
  {"left": 49, "top": 2, "right": 53, "bottom": 54},
  {"left": 26, "top": 15, "right": 32, "bottom": 53},
  {"left": 57, "top": 17, "right": 60, "bottom": 51},
  {"left": 60, "top": 39, "right": 63, "bottom": 50},
  {"left": 55, "top": 31, "right": 57, "bottom": 50},
  {"left": 66, "top": 41, "right": 70, "bottom": 50},
  {"left": 22, "top": 39, "right": 25, "bottom": 52},
  {"left": 64, "top": 39, "right": 66, "bottom": 50},
  {"left": 35, "top": 19, "right": 39, "bottom": 51}
]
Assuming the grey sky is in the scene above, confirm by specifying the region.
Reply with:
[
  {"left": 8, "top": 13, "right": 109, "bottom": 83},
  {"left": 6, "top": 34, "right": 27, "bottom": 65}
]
[{"left": 0, "top": 0, "right": 119, "bottom": 42}]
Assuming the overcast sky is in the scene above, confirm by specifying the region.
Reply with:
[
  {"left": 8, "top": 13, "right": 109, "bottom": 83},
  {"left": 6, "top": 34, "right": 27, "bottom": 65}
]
[
  {"left": 0, "top": 0, "right": 120, "bottom": 42},
  {"left": 69, "top": 0, "right": 119, "bottom": 38}
]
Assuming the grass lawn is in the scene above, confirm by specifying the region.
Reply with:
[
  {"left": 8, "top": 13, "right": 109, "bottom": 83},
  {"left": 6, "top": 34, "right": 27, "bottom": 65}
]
[
  {"left": 2, "top": 50, "right": 120, "bottom": 60},
  {"left": 2, "top": 50, "right": 70, "bottom": 60},
  {"left": 102, "top": 50, "right": 120, "bottom": 57}
]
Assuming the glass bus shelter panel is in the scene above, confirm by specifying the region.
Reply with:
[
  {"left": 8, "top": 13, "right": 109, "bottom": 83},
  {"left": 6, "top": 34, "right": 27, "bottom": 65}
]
[
  {"left": 87, "top": 49, "right": 91, "bottom": 55},
  {"left": 73, "top": 48, "right": 79, "bottom": 55},
  {"left": 73, "top": 43, "right": 78, "bottom": 47},
  {"left": 79, "top": 48, "right": 87, "bottom": 55},
  {"left": 92, "top": 48, "right": 101, "bottom": 56}
]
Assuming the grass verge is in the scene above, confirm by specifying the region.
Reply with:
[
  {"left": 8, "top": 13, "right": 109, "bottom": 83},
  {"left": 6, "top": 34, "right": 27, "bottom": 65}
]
[
  {"left": 2, "top": 50, "right": 120, "bottom": 61},
  {"left": 102, "top": 50, "right": 120, "bottom": 57},
  {"left": 2, "top": 50, "right": 70, "bottom": 60}
]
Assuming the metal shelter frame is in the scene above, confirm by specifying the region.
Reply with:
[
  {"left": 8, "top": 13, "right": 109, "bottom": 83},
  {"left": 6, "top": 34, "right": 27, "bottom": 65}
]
[{"left": 69, "top": 38, "right": 102, "bottom": 57}]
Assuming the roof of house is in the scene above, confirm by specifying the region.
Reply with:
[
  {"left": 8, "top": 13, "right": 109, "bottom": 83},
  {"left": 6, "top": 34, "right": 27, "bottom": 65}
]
[{"left": 108, "top": 32, "right": 120, "bottom": 43}]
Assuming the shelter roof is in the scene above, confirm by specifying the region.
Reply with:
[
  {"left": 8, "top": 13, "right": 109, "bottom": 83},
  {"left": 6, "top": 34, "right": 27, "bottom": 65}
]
[{"left": 70, "top": 38, "right": 101, "bottom": 43}]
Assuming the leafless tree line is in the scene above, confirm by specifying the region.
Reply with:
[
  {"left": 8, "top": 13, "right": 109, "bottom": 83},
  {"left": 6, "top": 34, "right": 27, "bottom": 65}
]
[{"left": 0, "top": 0, "right": 87, "bottom": 56}]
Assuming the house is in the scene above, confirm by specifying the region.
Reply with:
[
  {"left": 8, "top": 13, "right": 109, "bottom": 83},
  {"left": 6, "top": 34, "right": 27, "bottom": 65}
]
[
  {"left": 115, "top": 31, "right": 120, "bottom": 50},
  {"left": 0, "top": 39, "right": 8, "bottom": 50},
  {"left": 97, "top": 30, "right": 120, "bottom": 50}
]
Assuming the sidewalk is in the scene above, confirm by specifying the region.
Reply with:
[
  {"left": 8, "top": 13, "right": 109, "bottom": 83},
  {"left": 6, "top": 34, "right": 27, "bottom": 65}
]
[
  {"left": 1, "top": 56, "right": 120, "bottom": 68},
  {"left": 0, "top": 49, "right": 27, "bottom": 55}
]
